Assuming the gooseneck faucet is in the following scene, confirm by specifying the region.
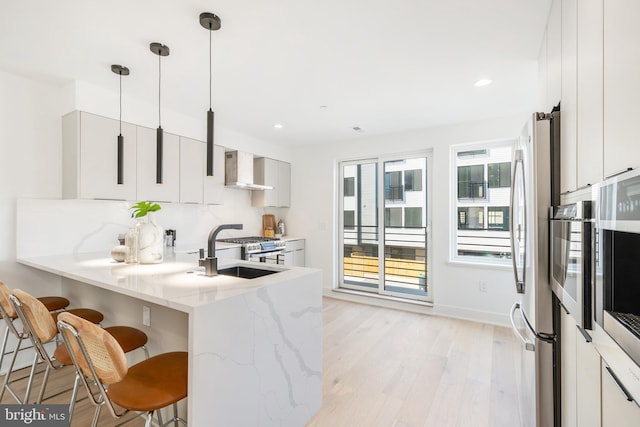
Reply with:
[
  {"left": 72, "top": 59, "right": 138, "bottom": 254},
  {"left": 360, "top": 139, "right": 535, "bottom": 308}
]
[{"left": 199, "top": 224, "right": 243, "bottom": 276}]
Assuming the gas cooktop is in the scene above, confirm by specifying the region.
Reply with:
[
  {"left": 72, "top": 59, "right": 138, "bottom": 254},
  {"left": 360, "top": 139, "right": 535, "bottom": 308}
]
[{"left": 216, "top": 236, "right": 279, "bottom": 244}]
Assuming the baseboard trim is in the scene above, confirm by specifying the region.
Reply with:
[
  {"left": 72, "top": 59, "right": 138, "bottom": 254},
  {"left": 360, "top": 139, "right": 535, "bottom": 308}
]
[{"left": 325, "top": 288, "right": 510, "bottom": 327}]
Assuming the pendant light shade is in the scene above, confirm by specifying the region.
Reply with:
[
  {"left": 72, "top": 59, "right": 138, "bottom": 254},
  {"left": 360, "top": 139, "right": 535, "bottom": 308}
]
[
  {"left": 200, "top": 12, "right": 221, "bottom": 176},
  {"left": 150, "top": 42, "right": 170, "bottom": 184},
  {"left": 111, "top": 64, "right": 130, "bottom": 185}
]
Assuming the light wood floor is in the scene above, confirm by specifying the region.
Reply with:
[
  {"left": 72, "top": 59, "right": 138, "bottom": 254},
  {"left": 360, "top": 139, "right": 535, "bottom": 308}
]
[
  {"left": 307, "top": 298, "right": 522, "bottom": 427},
  {"left": 0, "top": 298, "right": 522, "bottom": 427}
]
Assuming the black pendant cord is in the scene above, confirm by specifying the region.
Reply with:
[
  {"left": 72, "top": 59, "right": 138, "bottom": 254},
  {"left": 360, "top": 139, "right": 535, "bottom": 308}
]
[
  {"left": 209, "top": 26, "right": 212, "bottom": 111},
  {"left": 117, "top": 72, "right": 124, "bottom": 184},
  {"left": 112, "top": 64, "right": 129, "bottom": 186},
  {"left": 157, "top": 52, "right": 163, "bottom": 184}
]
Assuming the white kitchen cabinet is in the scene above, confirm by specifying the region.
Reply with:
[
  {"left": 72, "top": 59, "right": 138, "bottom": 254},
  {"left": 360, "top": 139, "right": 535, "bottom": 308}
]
[
  {"left": 561, "top": 0, "right": 578, "bottom": 194},
  {"left": 576, "top": 328, "right": 601, "bottom": 427},
  {"left": 136, "top": 126, "right": 179, "bottom": 203},
  {"left": 602, "top": 361, "right": 640, "bottom": 427},
  {"left": 179, "top": 137, "right": 204, "bottom": 204},
  {"left": 203, "top": 144, "right": 227, "bottom": 205},
  {"left": 63, "top": 111, "right": 137, "bottom": 200},
  {"left": 603, "top": 0, "right": 640, "bottom": 177},
  {"left": 538, "top": 29, "right": 548, "bottom": 112},
  {"left": 284, "top": 239, "right": 305, "bottom": 267},
  {"left": 576, "top": 0, "right": 604, "bottom": 188},
  {"left": 561, "top": 308, "right": 577, "bottom": 427},
  {"left": 547, "top": 0, "right": 562, "bottom": 112},
  {"left": 251, "top": 158, "right": 291, "bottom": 208}
]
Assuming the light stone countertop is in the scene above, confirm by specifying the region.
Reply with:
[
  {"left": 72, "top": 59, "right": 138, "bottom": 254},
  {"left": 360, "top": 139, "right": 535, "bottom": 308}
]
[{"left": 17, "top": 251, "right": 317, "bottom": 314}]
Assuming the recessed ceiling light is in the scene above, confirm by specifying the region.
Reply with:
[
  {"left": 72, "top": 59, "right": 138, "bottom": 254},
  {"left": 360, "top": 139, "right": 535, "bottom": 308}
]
[
  {"left": 474, "top": 79, "right": 492, "bottom": 87},
  {"left": 319, "top": 105, "right": 328, "bottom": 110},
  {"left": 353, "top": 126, "right": 364, "bottom": 133},
  {"left": 273, "top": 123, "right": 283, "bottom": 129}
]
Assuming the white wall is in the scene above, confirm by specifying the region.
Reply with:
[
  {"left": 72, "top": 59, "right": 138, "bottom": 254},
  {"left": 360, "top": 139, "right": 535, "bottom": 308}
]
[
  {"left": 65, "top": 80, "right": 293, "bottom": 162},
  {"left": 288, "top": 114, "right": 530, "bottom": 325},
  {"left": 0, "top": 70, "right": 66, "bottom": 295}
]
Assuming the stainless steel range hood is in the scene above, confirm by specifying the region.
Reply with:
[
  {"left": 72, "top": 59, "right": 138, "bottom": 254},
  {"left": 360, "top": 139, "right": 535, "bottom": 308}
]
[{"left": 224, "top": 150, "right": 273, "bottom": 190}]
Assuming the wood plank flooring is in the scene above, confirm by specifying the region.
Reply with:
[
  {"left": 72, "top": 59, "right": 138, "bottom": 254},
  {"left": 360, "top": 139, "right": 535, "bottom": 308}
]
[
  {"left": 307, "top": 298, "right": 522, "bottom": 427},
  {"left": 0, "top": 298, "right": 522, "bottom": 427}
]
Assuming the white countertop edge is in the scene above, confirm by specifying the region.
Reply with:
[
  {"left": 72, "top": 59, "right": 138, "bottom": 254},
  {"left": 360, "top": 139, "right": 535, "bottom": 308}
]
[{"left": 17, "top": 252, "right": 320, "bottom": 313}]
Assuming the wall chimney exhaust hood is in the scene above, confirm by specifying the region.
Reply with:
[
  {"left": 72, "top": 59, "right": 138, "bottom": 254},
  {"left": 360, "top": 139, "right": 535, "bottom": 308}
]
[{"left": 224, "top": 150, "right": 273, "bottom": 190}]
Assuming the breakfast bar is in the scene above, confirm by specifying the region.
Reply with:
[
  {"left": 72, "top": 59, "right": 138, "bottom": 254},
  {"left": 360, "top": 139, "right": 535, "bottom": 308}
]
[{"left": 17, "top": 251, "right": 323, "bottom": 426}]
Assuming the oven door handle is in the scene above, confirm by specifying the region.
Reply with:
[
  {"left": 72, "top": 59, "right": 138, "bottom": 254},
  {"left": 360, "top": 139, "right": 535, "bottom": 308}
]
[{"left": 510, "top": 302, "right": 535, "bottom": 352}]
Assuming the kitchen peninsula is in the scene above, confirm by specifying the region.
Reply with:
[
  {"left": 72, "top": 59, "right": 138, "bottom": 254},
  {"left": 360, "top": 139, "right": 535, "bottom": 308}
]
[
  {"left": 17, "top": 252, "right": 322, "bottom": 426},
  {"left": 15, "top": 200, "right": 322, "bottom": 426}
]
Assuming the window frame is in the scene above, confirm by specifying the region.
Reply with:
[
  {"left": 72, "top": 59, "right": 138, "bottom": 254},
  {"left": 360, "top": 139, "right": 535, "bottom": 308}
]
[{"left": 450, "top": 139, "right": 515, "bottom": 266}]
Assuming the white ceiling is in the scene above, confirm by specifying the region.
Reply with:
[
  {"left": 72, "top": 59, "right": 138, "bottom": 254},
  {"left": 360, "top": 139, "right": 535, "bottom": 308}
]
[{"left": 0, "top": 0, "right": 551, "bottom": 146}]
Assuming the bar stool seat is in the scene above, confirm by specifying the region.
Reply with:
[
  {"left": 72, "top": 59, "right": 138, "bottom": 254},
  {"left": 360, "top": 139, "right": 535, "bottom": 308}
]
[
  {"left": 108, "top": 351, "right": 188, "bottom": 412},
  {"left": 53, "top": 326, "right": 148, "bottom": 365},
  {"left": 38, "top": 296, "right": 70, "bottom": 312},
  {"left": 53, "top": 308, "right": 103, "bottom": 325}
]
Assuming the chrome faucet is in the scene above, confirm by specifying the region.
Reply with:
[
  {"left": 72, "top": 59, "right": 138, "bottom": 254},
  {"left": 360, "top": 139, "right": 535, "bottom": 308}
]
[{"left": 199, "top": 224, "right": 243, "bottom": 276}]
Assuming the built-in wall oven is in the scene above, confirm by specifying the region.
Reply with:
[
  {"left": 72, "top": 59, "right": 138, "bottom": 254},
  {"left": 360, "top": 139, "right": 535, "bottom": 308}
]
[
  {"left": 595, "top": 169, "right": 640, "bottom": 366},
  {"left": 550, "top": 201, "right": 593, "bottom": 329}
]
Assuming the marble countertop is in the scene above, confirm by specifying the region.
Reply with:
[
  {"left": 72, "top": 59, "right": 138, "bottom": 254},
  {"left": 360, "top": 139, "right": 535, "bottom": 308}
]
[{"left": 17, "top": 251, "right": 316, "bottom": 314}]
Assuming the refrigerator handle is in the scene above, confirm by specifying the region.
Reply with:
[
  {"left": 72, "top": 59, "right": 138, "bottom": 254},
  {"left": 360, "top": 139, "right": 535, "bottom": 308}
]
[
  {"left": 510, "top": 302, "right": 535, "bottom": 352},
  {"left": 510, "top": 152, "right": 526, "bottom": 294}
]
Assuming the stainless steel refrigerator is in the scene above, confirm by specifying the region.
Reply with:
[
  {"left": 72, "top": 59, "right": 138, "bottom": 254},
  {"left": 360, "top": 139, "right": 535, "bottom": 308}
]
[{"left": 509, "top": 110, "right": 560, "bottom": 427}]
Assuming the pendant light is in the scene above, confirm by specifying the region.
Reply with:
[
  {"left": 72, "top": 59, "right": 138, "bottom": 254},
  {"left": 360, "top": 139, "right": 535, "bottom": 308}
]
[
  {"left": 200, "top": 12, "right": 221, "bottom": 176},
  {"left": 150, "top": 42, "right": 170, "bottom": 184},
  {"left": 111, "top": 65, "right": 130, "bottom": 185}
]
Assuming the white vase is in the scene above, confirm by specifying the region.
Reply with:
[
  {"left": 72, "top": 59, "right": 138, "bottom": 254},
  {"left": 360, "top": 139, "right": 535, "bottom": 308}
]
[{"left": 136, "top": 212, "right": 164, "bottom": 264}]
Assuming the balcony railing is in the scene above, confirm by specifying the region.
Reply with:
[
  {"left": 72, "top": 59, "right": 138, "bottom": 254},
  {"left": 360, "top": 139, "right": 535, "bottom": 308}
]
[{"left": 342, "top": 225, "right": 428, "bottom": 295}]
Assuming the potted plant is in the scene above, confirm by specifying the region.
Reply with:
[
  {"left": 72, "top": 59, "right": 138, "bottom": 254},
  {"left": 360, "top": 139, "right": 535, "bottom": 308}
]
[{"left": 130, "top": 201, "right": 164, "bottom": 264}]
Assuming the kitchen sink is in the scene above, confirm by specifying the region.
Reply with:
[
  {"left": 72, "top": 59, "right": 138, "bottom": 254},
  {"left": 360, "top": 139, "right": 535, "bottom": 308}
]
[{"left": 217, "top": 266, "right": 279, "bottom": 279}]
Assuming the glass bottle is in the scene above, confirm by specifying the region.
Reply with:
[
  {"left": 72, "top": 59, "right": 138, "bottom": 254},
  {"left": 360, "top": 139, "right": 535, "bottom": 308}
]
[{"left": 124, "top": 225, "right": 139, "bottom": 264}]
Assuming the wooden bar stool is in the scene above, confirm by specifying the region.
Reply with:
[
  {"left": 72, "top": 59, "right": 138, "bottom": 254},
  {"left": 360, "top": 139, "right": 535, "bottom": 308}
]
[
  {"left": 58, "top": 311, "right": 188, "bottom": 427},
  {"left": 0, "top": 281, "right": 103, "bottom": 404},
  {"left": 0, "top": 280, "right": 70, "bottom": 379},
  {"left": 9, "top": 289, "right": 149, "bottom": 423}
]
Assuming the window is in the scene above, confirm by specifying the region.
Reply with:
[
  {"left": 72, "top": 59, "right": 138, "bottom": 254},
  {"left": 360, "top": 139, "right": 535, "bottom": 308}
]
[
  {"left": 488, "top": 207, "right": 509, "bottom": 231},
  {"left": 385, "top": 207, "right": 402, "bottom": 227},
  {"left": 344, "top": 177, "right": 355, "bottom": 197},
  {"left": 458, "top": 207, "right": 484, "bottom": 230},
  {"left": 344, "top": 210, "right": 355, "bottom": 229},
  {"left": 405, "top": 207, "right": 422, "bottom": 227},
  {"left": 404, "top": 169, "right": 422, "bottom": 191},
  {"left": 488, "top": 162, "right": 511, "bottom": 188},
  {"left": 385, "top": 171, "right": 404, "bottom": 201},
  {"left": 457, "top": 165, "right": 485, "bottom": 199},
  {"left": 339, "top": 154, "right": 431, "bottom": 302},
  {"left": 453, "top": 141, "right": 514, "bottom": 262}
]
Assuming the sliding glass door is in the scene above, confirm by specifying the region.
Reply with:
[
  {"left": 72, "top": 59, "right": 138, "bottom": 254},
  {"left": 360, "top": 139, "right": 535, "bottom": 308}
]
[{"left": 339, "top": 152, "right": 431, "bottom": 302}]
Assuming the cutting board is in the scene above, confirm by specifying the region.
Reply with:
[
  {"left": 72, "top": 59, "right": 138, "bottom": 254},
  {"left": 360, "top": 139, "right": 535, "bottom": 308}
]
[{"left": 262, "top": 214, "right": 276, "bottom": 236}]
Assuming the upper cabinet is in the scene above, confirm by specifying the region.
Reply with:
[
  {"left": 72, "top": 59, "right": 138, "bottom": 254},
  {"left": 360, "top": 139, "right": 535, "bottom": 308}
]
[
  {"left": 203, "top": 144, "right": 227, "bottom": 205},
  {"left": 63, "top": 111, "right": 230, "bottom": 204},
  {"left": 576, "top": 0, "right": 604, "bottom": 188},
  {"left": 251, "top": 158, "right": 291, "bottom": 208},
  {"left": 180, "top": 139, "right": 226, "bottom": 205},
  {"left": 63, "top": 111, "right": 137, "bottom": 200},
  {"left": 179, "top": 137, "right": 204, "bottom": 204},
  {"left": 137, "top": 126, "right": 180, "bottom": 203},
  {"left": 561, "top": 0, "right": 578, "bottom": 194},
  {"left": 603, "top": 0, "right": 640, "bottom": 177},
  {"left": 546, "top": 0, "right": 562, "bottom": 112}
]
